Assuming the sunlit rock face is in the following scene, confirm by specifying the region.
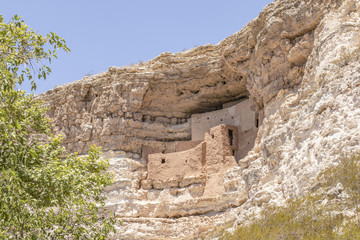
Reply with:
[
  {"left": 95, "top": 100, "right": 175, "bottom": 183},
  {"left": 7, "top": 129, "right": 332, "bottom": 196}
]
[{"left": 38, "top": 0, "right": 360, "bottom": 238}]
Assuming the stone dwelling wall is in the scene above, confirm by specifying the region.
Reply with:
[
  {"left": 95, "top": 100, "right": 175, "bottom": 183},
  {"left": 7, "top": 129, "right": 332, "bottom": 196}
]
[
  {"left": 141, "top": 140, "right": 202, "bottom": 163},
  {"left": 140, "top": 99, "right": 259, "bottom": 162},
  {"left": 191, "top": 99, "right": 258, "bottom": 160},
  {"left": 146, "top": 124, "right": 237, "bottom": 194},
  {"left": 191, "top": 99, "right": 257, "bottom": 141},
  {"left": 147, "top": 142, "right": 206, "bottom": 189},
  {"left": 203, "top": 124, "right": 238, "bottom": 174},
  {"left": 203, "top": 125, "right": 238, "bottom": 197}
]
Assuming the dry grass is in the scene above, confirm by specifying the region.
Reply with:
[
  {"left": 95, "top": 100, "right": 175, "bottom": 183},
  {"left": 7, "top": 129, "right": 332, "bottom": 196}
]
[{"left": 221, "top": 153, "right": 360, "bottom": 240}]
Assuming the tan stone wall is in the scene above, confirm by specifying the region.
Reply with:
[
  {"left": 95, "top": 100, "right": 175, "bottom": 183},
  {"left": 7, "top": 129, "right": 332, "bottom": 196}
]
[
  {"left": 191, "top": 99, "right": 258, "bottom": 161},
  {"left": 147, "top": 142, "right": 206, "bottom": 188},
  {"left": 175, "top": 140, "right": 202, "bottom": 152},
  {"left": 146, "top": 124, "right": 237, "bottom": 193},
  {"left": 141, "top": 140, "right": 202, "bottom": 162},
  {"left": 236, "top": 128, "right": 258, "bottom": 160},
  {"left": 201, "top": 125, "right": 238, "bottom": 197},
  {"left": 204, "top": 125, "right": 237, "bottom": 174},
  {"left": 191, "top": 98, "right": 257, "bottom": 141}
]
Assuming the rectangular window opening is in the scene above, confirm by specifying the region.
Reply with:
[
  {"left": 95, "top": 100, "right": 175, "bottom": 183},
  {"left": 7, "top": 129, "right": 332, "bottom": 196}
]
[{"left": 228, "top": 129, "right": 234, "bottom": 146}]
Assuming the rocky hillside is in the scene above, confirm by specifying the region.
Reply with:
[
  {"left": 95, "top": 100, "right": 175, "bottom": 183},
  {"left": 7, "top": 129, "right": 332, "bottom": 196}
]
[{"left": 38, "top": 0, "right": 360, "bottom": 239}]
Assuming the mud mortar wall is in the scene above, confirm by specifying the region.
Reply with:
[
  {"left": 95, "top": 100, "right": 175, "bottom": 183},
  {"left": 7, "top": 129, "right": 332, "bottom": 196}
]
[
  {"left": 191, "top": 98, "right": 258, "bottom": 160},
  {"left": 147, "top": 142, "right": 206, "bottom": 188},
  {"left": 191, "top": 99, "right": 256, "bottom": 141}
]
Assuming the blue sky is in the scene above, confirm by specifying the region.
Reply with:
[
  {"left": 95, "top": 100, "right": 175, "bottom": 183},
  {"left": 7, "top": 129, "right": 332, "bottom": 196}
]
[{"left": 2, "top": 0, "right": 273, "bottom": 94}]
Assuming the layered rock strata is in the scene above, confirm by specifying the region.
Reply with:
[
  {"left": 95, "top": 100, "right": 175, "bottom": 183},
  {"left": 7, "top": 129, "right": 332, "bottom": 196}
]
[
  {"left": 37, "top": 0, "right": 360, "bottom": 239},
  {"left": 39, "top": 0, "right": 330, "bottom": 156}
]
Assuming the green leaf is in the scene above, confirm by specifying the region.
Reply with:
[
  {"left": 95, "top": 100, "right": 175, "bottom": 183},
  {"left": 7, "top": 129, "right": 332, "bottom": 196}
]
[
  {"left": 0, "top": 15, "right": 116, "bottom": 239},
  {"left": 15, "top": 121, "right": 20, "bottom": 130}
]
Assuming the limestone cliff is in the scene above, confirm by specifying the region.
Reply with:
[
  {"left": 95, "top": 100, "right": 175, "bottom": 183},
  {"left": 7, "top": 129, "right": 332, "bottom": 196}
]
[{"left": 38, "top": 0, "right": 360, "bottom": 239}]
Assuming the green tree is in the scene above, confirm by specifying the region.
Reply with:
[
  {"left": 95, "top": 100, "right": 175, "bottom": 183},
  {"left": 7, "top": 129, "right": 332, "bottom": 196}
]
[{"left": 0, "top": 15, "right": 117, "bottom": 239}]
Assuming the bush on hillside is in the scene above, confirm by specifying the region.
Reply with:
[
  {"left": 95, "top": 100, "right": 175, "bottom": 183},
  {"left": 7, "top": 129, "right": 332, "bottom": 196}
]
[{"left": 222, "top": 153, "right": 360, "bottom": 240}]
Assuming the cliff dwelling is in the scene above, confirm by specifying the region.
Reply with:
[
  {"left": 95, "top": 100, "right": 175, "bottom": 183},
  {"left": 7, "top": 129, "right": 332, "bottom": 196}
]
[
  {"left": 191, "top": 98, "right": 261, "bottom": 160},
  {"left": 142, "top": 98, "right": 263, "bottom": 194}
]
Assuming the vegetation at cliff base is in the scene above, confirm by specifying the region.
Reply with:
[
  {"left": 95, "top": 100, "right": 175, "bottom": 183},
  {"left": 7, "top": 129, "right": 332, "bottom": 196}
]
[
  {"left": 222, "top": 153, "right": 360, "bottom": 240},
  {"left": 0, "top": 15, "right": 117, "bottom": 239}
]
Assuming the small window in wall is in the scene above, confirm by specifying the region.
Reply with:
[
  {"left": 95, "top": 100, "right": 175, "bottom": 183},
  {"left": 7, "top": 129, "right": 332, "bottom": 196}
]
[
  {"left": 161, "top": 158, "right": 165, "bottom": 164},
  {"left": 255, "top": 112, "right": 259, "bottom": 128},
  {"left": 228, "top": 129, "right": 234, "bottom": 146}
]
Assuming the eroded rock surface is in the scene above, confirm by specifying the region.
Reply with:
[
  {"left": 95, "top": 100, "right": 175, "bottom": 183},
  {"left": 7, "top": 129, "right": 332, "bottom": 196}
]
[
  {"left": 39, "top": 0, "right": 331, "bottom": 156},
  {"left": 38, "top": 0, "right": 360, "bottom": 239}
]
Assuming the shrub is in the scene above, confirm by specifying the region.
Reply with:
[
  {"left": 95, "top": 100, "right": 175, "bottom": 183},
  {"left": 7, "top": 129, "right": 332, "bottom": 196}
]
[
  {"left": 222, "top": 153, "right": 360, "bottom": 240},
  {"left": 0, "top": 14, "right": 117, "bottom": 239}
]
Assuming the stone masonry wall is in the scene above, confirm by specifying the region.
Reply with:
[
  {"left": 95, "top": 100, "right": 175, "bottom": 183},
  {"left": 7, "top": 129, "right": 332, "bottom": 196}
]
[
  {"left": 145, "top": 124, "right": 237, "bottom": 197},
  {"left": 191, "top": 98, "right": 258, "bottom": 160}
]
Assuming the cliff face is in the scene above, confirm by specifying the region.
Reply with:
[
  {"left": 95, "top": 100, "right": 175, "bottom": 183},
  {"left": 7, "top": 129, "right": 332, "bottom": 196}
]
[
  {"left": 38, "top": 0, "right": 360, "bottom": 239},
  {"left": 38, "top": 0, "right": 328, "bottom": 156}
]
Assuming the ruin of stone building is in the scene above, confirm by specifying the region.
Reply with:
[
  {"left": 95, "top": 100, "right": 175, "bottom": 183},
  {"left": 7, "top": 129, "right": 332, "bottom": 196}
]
[
  {"left": 145, "top": 124, "right": 238, "bottom": 193},
  {"left": 141, "top": 98, "right": 263, "bottom": 163}
]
